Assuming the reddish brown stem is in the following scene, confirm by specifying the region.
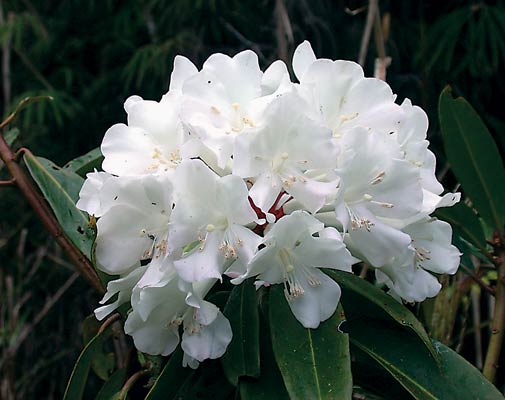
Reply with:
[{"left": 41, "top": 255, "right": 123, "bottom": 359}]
[{"left": 0, "top": 130, "right": 104, "bottom": 294}]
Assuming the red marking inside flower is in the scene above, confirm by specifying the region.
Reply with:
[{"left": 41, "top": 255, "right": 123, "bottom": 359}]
[{"left": 249, "top": 192, "right": 290, "bottom": 235}]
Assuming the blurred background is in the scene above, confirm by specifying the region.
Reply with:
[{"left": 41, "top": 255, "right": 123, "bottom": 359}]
[{"left": 0, "top": 0, "right": 504, "bottom": 398}]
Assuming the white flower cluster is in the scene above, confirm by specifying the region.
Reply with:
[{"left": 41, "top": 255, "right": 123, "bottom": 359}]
[{"left": 77, "top": 41, "right": 461, "bottom": 367}]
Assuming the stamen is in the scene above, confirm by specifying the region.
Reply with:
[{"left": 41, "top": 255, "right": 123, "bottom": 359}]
[
  {"left": 415, "top": 247, "right": 431, "bottom": 262},
  {"left": 370, "top": 171, "right": 386, "bottom": 185},
  {"left": 371, "top": 200, "right": 394, "bottom": 208},
  {"left": 339, "top": 112, "right": 359, "bottom": 123},
  {"left": 347, "top": 206, "right": 375, "bottom": 232}
]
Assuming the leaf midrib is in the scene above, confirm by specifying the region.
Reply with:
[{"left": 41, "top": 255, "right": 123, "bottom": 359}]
[
  {"left": 25, "top": 155, "right": 88, "bottom": 224},
  {"left": 448, "top": 99, "right": 502, "bottom": 233},
  {"left": 351, "top": 338, "right": 438, "bottom": 400},
  {"left": 307, "top": 329, "right": 323, "bottom": 400}
]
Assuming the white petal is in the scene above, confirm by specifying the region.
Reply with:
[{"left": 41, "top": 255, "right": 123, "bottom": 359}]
[
  {"left": 288, "top": 174, "right": 338, "bottom": 213},
  {"left": 94, "top": 266, "right": 147, "bottom": 321},
  {"left": 194, "top": 300, "right": 219, "bottom": 325},
  {"left": 262, "top": 60, "right": 290, "bottom": 95},
  {"left": 294, "top": 232, "right": 354, "bottom": 272},
  {"left": 76, "top": 171, "right": 111, "bottom": 217},
  {"left": 405, "top": 218, "right": 460, "bottom": 275},
  {"left": 127, "top": 99, "right": 179, "bottom": 144},
  {"left": 249, "top": 172, "right": 282, "bottom": 213},
  {"left": 344, "top": 212, "right": 412, "bottom": 268},
  {"left": 95, "top": 205, "right": 155, "bottom": 274},
  {"left": 287, "top": 269, "right": 341, "bottom": 328},
  {"left": 421, "top": 190, "right": 461, "bottom": 215},
  {"left": 181, "top": 311, "right": 232, "bottom": 362},
  {"left": 174, "top": 230, "right": 224, "bottom": 282},
  {"left": 124, "top": 309, "right": 180, "bottom": 356},
  {"left": 377, "top": 266, "right": 441, "bottom": 303},
  {"left": 169, "top": 55, "right": 198, "bottom": 92},
  {"left": 292, "top": 41, "right": 316, "bottom": 82}
]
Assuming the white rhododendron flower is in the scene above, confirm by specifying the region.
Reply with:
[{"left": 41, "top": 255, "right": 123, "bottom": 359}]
[
  {"left": 77, "top": 40, "right": 461, "bottom": 367},
  {"left": 232, "top": 210, "right": 354, "bottom": 328}
]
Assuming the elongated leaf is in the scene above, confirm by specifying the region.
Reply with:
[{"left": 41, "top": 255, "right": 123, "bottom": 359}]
[
  {"left": 64, "top": 147, "right": 103, "bottom": 177},
  {"left": 439, "top": 86, "right": 505, "bottom": 233},
  {"left": 433, "top": 340, "right": 503, "bottom": 399},
  {"left": 82, "top": 315, "right": 115, "bottom": 380},
  {"left": 348, "top": 319, "right": 503, "bottom": 400},
  {"left": 144, "top": 349, "right": 194, "bottom": 400},
  {"left": 269, "top": 286, "right": 352, "bottom": 400},
  {"left": 221, "top": 281, "right": 260, "bottom": 385},
  {"left": 95, "top": 368, "right": 127, "bottom": 400},
  {"left": 435, "top": 202, "right": 487, "bottom": 250},
  {"left": 63, "top": 324, "right": 113, "bottom": 400},
  {"left": 4, "top": 128, "right": 20, "bottom": 147},
  {"left": 171, "top": 360, "right": 235, "bottom": 399},
  {"left": 326, "top": 270, "right": 438, "bottom": 363},
  {"left": 239, "top": 311, "right": 289, "bottom": 400},
  {"left": 23, "top": 154, "right": 94, "bottom": 258},
  {"left": 351, "top": 345, "right": 412, "bottom": 399}
]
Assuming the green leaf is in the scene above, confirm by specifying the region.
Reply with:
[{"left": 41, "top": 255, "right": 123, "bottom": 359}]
[
  {"left": 439, "top": 86, "right": 505, "bottom": 234},
  {"left": 239, "top": 311, "right": 290, "bottom": 400},
  {"left": 144, "top": 349, "right": 194, "bottom": 400},
  {"left": 435, "top": 202, "right": 487, "bottom": 251},
  {"left": 432, "top": 340, "right": 504, "bottom": 400},
  {"left": 221, "top": 281, "right": 260, "bottom": 386},
  {"left": 4, "top": 128, "right": 20, "bottom": 147},
  {"left": 23, "top": 154, "right": 94, "bottom": 258},
  {"left": 348, "top": 318, "right": 503, "bottom": 400},
  {"left": 63, "top": 323, "right": 113, "bottom": 400},
  {"left": 63, "top": 147, "right": 103, "bottom": 177},
  {"left": 351, "top": 345, "right": 413, "bottom": 399},
  {"left": 82, "top": 315, "right": 115, "bottom": 380},
  {"left": 269, "top": 286, "right": 352, "bottom": 400},
  {"left": 172, "top": 359, "right": 235, "bottom": 399},
  {"left": 95, "top": 368, "right": 127, "bottom": 400},
  {"left": 326, "top": 270, "right": 438, "bottom": 363}
]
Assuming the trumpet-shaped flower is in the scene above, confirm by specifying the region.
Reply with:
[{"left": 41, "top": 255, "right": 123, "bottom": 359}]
[
  {"left": 123, "top": 261, "right": 232, "bottom": 366},
  {"left": 179, "top": 50, "right": 292, "bottom": 169},
  {"left": 292, "top": 41, "right": 404, "bottom": 138},
  {"left": 234, "top": 93, "right": 339, "bottom": 214},
  {"left": 169, "top": 159, "right": 261, "bottom": 282},
  {"left": 233, "top": 210, "right": 354, "bottom": 328},
  {"left": 334, "top": 127, "right": 423, "bottom": 267},
  {"left": 101, "top": 95, "right": 184, "bottom": 176},
  {"left": 375, "top": 218, "right": 460, "bottom": 302},
  {"left": 92, "top": 175, "right": 173, "bottom": 274}
]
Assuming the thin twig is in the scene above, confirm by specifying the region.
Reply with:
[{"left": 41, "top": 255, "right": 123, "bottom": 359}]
[
  {"left": 98, "top": 313, "right": 121, "bottom": 335},
  {"left": 358, "top": 0, "right": 378, "bottom": 67},
  {"left": 118, "top": 369, "right": 150, "bottom": 399},
  {"left": 0, "top": 96, "right": 53, "bottom": 130},
  {"left": 483, "top": 250, "right": 505, "bottom": 382},
  {"left": 471, "top": 287, "right": 483, "bottom": 369},
  {"left": 460, "top": 263, "right": 496, "bottom": 296},
  {"left": 372, "top": 3, "right": 391, "bottom": 81},
  {"left": 274, "top": 0, "right": 293, "bottom": 64},
  {"left": 0, "top": 178, "right": 15, "bottom": 186}
]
